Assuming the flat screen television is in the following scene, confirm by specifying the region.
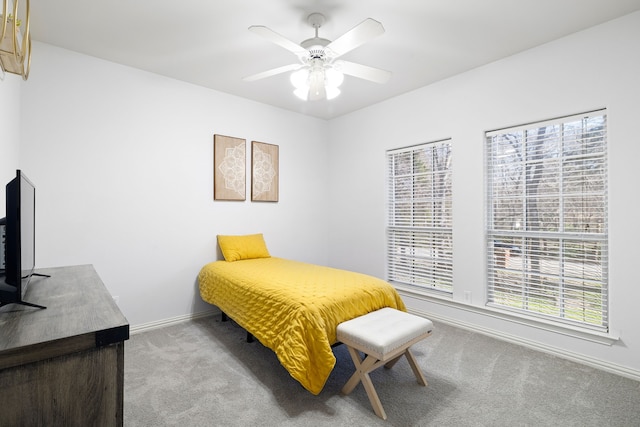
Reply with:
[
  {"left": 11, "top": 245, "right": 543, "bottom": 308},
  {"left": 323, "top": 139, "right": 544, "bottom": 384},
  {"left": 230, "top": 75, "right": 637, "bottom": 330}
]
[{"left": 0, "top": 170, "right": 47, "bottom": 309}]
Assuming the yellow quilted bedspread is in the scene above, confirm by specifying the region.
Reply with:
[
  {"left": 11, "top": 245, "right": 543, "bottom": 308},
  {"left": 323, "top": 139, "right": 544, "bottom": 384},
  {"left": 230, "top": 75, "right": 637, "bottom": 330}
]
[{"left": 197, "top": 257, "right": 406, "bottom": 395}]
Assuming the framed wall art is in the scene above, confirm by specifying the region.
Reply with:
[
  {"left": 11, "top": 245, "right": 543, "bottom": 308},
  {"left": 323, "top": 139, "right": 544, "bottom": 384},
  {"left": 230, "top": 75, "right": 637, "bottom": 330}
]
[
  {"left": 251, "top": 141, "right": 279, "bottom": 202},
  {"left": 214, "top": 134, "right": 246, "bottom": 201}
]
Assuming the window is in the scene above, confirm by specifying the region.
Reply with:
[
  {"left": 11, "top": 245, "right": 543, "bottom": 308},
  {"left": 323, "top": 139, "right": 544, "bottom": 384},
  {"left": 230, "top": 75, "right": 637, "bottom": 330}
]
[
  {"left": 387, "top": 140, "right": 453, "bottom": 293},
  {"left": 486, "top": 111, "right": 608, "bottom": 331}
]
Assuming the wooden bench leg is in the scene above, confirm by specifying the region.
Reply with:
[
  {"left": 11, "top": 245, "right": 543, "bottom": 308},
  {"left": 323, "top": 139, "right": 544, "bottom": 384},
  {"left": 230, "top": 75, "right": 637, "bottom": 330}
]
[
  {"left": 361, "top": 367, "right": 387, "bottom": 420},
  {"left": 342, "top": 346, "right": 388, "bottom": 420},
  {"left": 405, "top": 348, "right": 427, "bottom": 386},
  {"left": 383, "top": 347, "right": 427, "bottom": 386},
  {"left": 384, "top": 353, "right": 404, "bottom": 369},
  {"left": 342, "top": 347, "right": 388, "bottom": 394}
]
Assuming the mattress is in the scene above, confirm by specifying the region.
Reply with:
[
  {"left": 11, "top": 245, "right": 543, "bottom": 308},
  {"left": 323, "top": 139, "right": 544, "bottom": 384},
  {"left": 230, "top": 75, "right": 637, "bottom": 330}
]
[{"left": 197, "top": 257, "right": 406, "bottom": 395}]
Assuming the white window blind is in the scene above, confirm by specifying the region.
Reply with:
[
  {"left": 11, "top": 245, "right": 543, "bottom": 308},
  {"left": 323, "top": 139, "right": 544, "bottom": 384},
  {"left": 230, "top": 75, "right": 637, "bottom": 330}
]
[
  {"left": 486, "top": 110, "right": 608, "bottom": 331},
  {"left": 387, "top": 140, "right": 453, "bottom": 293}
]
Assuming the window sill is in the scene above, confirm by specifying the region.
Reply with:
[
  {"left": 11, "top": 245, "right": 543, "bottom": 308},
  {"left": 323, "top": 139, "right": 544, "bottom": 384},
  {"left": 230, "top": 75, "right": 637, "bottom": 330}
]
[{"left": 391, "top": 282, "right": 619, "bottom": 346}]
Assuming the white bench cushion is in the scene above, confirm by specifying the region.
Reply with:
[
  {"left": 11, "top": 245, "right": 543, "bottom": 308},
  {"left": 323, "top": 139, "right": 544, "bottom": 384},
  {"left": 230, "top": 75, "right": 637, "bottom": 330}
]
[{"left": 337, "top": 308, "right": 434, "bottom": 357}]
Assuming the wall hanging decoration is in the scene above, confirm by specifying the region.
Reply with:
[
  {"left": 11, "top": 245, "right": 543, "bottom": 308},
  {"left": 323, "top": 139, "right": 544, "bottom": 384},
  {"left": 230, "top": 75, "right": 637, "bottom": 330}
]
[
  {"left": 251, "top": 141, "right": 279, "bottom": 202},
  {"left": 0, "top": 0, "right": 31, "bottom": 79},
  {"left": 214, "top": 134, "right": 246, "bottom": 201}
]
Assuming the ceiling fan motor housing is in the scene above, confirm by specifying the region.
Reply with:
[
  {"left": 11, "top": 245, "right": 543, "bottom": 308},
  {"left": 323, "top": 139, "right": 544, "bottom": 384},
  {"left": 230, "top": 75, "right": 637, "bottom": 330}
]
[
  {"left": 305, "top": 45, "right": 327, "bottom": 60},
  {"left": 301, "top": 13, "right": 331, "bottom": 58}
]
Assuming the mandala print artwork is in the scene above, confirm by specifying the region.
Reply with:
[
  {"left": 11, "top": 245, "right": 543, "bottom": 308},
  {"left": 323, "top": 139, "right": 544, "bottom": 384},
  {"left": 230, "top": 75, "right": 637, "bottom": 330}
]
[
  {"left": 219, "top": 144, "right": 245, "bottom": 193},
  {"left": 252, "top": 141, "right": 279, "bottom": 202},
  {"left": 214, "top": 135, "right": 246, "bottom": 200},
  {"left": 253, "top": 147, "right": 276, "bottom": 194}
]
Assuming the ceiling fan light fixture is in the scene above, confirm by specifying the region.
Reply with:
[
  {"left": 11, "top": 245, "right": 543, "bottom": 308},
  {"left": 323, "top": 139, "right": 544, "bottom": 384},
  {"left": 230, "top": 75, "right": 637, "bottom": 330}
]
[
  {"left": 326, "top": 86, "right": 341, "bottom": 100},
  {"left": 325, "top": 67, "right": 344, "bottom": 88},
  {"left": 290, "top": 68, "right": 309, "bottom": 90},
  {"left": 291, "top": 67, "right": 312, "bottom": 100},
  {"left": 308, "top": 68, "right": 324, "bottom": 89},
  {"left": 307, "top": 68, "right": 326, "bottom": 101},
  {"left": 289, "top": 65, "right": 343, "bottom": 101}
]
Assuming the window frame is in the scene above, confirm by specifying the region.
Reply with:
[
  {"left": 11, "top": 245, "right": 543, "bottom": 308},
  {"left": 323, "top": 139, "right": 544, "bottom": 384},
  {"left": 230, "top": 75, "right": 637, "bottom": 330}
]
[
  {"left": 386, "top": 139, "right": 453, "bottom": 295},
  {"left": 485, "top": 110, "right": 609, "bottom": 332}
]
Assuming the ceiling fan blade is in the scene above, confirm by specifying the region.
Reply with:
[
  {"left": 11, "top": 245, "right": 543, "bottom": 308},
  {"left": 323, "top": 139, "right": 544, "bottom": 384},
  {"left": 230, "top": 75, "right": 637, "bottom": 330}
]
[
  {"left": 325, "top": 18, "right": 385, "bottom": 58},
  {"left": 249, "top": 26, "right": 308, "bottom": 57},
  {"left": 243, "top": 63, "right": 301, "bottom": 82},
  {"left": 336, "top": 60, "right": 391, "bottom": 84}
]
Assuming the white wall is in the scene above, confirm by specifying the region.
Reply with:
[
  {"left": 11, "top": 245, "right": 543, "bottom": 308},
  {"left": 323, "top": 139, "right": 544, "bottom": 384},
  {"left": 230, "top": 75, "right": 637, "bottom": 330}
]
[
  {"left": 14, "top": 43, "right": 331, "bottom": 326},
  {"left": 327, "top": 11, "right": 640, "bottom": 377},
  {"left": 5, "top": 10, "right": 640, "bottom": 379},
  {"left": 0, "top": 71, "right": 22, "bottom": 211}
]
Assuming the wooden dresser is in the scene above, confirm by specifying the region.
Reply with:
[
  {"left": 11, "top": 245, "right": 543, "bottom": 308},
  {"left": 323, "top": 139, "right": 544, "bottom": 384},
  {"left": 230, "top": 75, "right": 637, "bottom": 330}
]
[{"left": 0, "top": 264, "right": 129, "bottom": 426}]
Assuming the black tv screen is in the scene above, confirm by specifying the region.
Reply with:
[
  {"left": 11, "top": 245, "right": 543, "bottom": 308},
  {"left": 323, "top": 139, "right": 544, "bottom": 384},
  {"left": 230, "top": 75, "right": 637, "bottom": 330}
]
[{"left": 0, "top": 170, "right": 44, "bottom": 309}]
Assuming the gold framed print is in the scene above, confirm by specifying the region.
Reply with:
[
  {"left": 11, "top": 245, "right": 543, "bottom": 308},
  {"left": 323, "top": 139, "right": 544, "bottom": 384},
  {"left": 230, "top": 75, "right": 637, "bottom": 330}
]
[
  {"left": 251, "top": 141, "right": 279, "bottom": 202},
  {"left": 214, "top": 134, "right": 246, "bottom": 201}
]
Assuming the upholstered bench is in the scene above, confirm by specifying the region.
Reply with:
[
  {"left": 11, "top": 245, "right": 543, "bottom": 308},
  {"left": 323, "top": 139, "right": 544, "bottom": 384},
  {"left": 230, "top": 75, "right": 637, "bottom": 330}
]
[{"left": 336, "top": 307, "right": 434, "bottom": 420}]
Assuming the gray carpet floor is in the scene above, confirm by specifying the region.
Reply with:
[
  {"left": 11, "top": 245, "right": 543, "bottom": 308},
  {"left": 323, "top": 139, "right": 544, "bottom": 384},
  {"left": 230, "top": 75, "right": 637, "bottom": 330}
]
[{"left": 124, "top": 314, "right": 640, "bottom": 426}]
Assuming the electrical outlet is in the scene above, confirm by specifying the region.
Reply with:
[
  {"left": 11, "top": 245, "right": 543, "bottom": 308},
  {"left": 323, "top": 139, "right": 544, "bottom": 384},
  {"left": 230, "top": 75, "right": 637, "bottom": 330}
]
[{"left": 464, "top": 291, "right": 472, "bottom": 303}]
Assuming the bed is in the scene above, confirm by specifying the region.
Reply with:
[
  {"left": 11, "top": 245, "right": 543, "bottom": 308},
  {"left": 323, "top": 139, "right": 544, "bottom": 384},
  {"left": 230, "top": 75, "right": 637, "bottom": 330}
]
[{"left": 197, "top": 234, "right": 406, "bottom": 395}]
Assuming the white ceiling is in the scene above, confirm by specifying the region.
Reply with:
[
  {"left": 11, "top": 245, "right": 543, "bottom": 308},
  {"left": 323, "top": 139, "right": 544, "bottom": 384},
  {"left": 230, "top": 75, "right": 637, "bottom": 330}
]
[{"left": 28, "top": 0, "right": 640, "bottom": 120}]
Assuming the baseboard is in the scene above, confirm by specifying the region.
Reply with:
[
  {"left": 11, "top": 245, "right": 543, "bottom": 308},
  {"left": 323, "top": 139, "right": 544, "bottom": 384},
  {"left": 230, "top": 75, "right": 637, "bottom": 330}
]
[
  {"left": 408, "top": 307, "right": 640, "bottom": 383},
  {"left": 130, "top": 306, "right": 640, "bottom": 382},
  {"left": 130, "top": 308, "right": 219, "bottom": 335}
]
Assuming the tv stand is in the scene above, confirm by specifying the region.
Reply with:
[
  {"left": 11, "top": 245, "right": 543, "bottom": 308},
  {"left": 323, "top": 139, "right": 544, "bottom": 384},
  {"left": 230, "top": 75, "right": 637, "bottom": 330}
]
[
  {"left": 24, "top": 272, "right": 51, "bottom": 308},
  {"left": 0, "top": 299, "right": 46, "bottom": 309},
  {"left": 0, "top": 265, "right": 129, "bottom": 425},
  {"left": 0, "top": 272, "right": 52, "bottom": 309},
  {"left": 31, "top": 272, "right": 51, "bottom": 278},
  {"left": 19, "top": 272, "right": 51, "bottom": 280}
]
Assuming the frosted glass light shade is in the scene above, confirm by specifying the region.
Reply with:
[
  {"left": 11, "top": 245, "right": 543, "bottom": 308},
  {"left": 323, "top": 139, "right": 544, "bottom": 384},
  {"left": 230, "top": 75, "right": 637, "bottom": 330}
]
[
  {"left": 308, "top": 68, "right": 324, "bottom": 91},
  {"left": 290, "top": 68, "right": 309, "bottom": 89},
  {"left": 290, "top": 65, "right": 343, "bottom": 101},
  {"left": 325, "top": 68, "right": 344, "bottom": 88},
  {"left": 326, "top": 86, "right": 341, "bottom": 100}
]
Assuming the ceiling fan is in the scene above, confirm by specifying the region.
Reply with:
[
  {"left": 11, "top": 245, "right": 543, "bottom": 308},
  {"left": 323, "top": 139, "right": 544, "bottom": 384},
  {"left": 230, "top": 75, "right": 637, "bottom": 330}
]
[{"left": 243, "top": 13, "right": 392, "bottom": 101}]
